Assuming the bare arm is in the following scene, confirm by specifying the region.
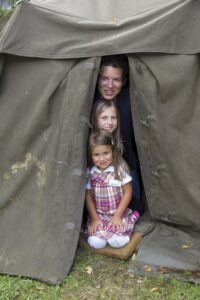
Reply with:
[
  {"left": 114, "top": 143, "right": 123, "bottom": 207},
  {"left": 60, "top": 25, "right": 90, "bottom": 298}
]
[
  {"left": 85, "top": 189, "right": 102, "bottom": 234},
  {"left": 110, "top": 182, "right": 132, "bottom": 228}
]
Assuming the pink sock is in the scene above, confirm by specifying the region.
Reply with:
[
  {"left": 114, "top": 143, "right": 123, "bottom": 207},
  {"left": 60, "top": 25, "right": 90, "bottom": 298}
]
[{"left": 132, "top": 210, "right": 140, "bottom": 222}]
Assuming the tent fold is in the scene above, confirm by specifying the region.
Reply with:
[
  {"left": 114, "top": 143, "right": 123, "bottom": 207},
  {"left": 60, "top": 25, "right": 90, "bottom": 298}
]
[{"left": 1, "top": 0, "right": 200, "bottom": 58}]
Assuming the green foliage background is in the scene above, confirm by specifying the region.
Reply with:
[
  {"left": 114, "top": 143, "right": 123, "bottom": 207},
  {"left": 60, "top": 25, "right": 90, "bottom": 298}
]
[{"left": 0, "top": 0, "right": 16, "bottom": 31}]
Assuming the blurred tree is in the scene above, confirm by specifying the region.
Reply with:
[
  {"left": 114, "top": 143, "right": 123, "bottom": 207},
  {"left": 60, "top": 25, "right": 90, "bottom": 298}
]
[
  {"left": 0, "top": 0, "right": 16, "bottom": 32},
  {"left": 0, "top": 0, "right": 16, "bottom": 9}
]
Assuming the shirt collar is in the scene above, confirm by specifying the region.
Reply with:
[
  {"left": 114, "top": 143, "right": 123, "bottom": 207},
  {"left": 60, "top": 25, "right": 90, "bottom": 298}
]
[{"left": 90, "top": 165, "right": 114, "bottom": 174}]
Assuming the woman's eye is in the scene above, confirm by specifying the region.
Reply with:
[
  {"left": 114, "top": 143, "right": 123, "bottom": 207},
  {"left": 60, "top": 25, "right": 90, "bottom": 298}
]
[{"left": 114, "top": 79, "right": 122, "bottom": 84}]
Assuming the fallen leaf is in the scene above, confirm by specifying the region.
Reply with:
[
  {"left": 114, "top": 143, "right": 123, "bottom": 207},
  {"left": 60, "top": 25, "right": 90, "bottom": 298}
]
[
  {"left": 181, "top": 243, "right": 193, "bottom": 249},
  {"left": 36, "top": 287, "right": 45, "bottom": 291},
  {"left": 137, "top": 279, "right": 143, "bottom": 283},
  {"left": 150, "top": 287, "right": 158, "bottom": 292},
  {"left": 131, "top": 253, "right": 136, "bottom": 261},
  {"left": 86, "top": 266, "right": 93, "bottom": 274},
  {"left": 158, "top": 267, "right": 170, "bottom": 274},
  {"left": 144, "top": 265, "right": 152, "bottom": 272},
  {"left": 127, "top": 272, "right": 135, "bottom": 278}
]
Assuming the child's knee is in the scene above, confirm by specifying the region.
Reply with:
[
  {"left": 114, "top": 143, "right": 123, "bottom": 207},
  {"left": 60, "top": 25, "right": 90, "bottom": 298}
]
[
  {"left": 87, "top": 236, "right": 107, "bottom": 249},
  {"left": 107, "top": 235, "right": 130, "bottom": 248}
]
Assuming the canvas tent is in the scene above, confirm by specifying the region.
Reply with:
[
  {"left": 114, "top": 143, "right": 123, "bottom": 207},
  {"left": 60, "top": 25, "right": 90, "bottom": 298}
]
[{"left": 0, "top": 0, "right": 200, "bottom": 284}]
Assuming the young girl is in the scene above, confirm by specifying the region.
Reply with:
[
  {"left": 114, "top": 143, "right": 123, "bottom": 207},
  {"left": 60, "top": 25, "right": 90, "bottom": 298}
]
[
  {"left": 91, "top": 99, "right": 123, "bottom": 154},
  {"left": 85, "top": 130, "right": 140, "bottom": 249},
  {"left": 92, "top": 99, "right": 143, "bottom": 215}
]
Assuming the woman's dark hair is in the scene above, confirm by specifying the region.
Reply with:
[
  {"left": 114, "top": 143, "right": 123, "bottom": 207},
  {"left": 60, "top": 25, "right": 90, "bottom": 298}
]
[{"left": 100, "top": 54, "right": 129, "bottom": 81}]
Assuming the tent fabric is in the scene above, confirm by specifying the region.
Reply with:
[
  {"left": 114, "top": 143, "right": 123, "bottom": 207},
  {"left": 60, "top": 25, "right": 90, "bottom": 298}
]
[
  {"left": 0, "top": 0, "right": 200, "bottom": 284},
  {"left": 128, "top": 54, "right": 200, "bottom": 283},
  {"left": 129, "top": 54, "right": 200, "bottom": 230},
  {"left": 0, "top": 0, "right": 200, "bottom": 58},
  {"left": 130, "top": 223, "right": 200, "bottom": 284},
  {"left": 136, "top": 224, "right": 200, "bottom": 271},
  {"left": 0, "top": 54, "right": 100, "bottom": 283}
]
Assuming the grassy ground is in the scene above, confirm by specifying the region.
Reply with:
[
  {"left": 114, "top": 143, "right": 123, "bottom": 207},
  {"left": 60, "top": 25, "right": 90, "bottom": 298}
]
[{"left": 0, "top": 250, "right": 200, "bottom": 300}]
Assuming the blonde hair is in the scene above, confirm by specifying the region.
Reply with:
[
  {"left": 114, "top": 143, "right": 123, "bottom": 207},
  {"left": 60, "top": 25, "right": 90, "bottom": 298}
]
[
  {"left": 88, "top": 130, "right": 130, "bottom": 179},
  {"left": 91, "top": 100, "right": 123, "bottom": 154}
]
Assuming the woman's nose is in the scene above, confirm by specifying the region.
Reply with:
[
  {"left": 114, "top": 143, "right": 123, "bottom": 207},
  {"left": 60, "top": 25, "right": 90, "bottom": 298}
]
[{"left": 107, "top": 79, "right": 113, "bottom": 88}]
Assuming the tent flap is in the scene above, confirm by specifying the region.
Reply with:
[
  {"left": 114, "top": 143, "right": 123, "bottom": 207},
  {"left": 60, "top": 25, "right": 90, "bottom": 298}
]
[
  {"left": 129, "top": 54, "right": 200, "bottom": 230},
  {"left": 0, "top": 54, "right": 100, "bottom": 283},
  {"left": 130, "top": 223, "right": 200, "bottom": 283}
]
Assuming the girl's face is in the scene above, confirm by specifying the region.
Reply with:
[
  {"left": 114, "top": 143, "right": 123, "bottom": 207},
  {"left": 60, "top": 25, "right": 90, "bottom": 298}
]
[
  {"left": 91, "top": 145, "right": 113, "bottom": 171},
  {"left": 97, "top": 107, "right": 118, "bottom": 133}
]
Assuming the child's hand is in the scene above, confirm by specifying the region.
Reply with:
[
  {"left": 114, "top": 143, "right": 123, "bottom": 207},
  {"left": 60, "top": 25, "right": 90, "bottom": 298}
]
[
  {"left": 109, "top": 215, "right": 124, "bottom": 232},
  {"left": 88, "top": 219, "right": 103, "bottom": 235}
]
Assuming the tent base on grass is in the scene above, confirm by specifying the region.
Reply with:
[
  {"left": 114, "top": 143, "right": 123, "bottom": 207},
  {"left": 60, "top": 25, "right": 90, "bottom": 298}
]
[{"left": 129, "top": 223, "right": 200, "bottom": 284}]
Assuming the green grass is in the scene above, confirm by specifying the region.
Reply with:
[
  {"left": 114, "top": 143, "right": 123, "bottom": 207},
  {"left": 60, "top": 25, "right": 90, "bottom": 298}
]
[
  {"left": 0, "top": 251, "right": 199, "bottom": 300},
  {"left": 0, "top": 275, "right": 61, "bottom": 300}
]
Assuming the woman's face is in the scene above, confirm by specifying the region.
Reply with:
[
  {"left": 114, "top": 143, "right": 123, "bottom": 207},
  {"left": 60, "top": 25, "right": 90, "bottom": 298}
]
[
  {"left": 97, "top": 107, "right": 118, "bottom": 133},
  {"left": 98, "top": 66, "right": 124, "bottom": 100}
]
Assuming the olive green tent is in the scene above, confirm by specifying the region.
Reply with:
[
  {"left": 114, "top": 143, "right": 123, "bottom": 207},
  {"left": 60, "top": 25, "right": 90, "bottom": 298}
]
[{"left": 0, "top": 0, "right": 200, "bottom": 284}]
